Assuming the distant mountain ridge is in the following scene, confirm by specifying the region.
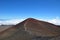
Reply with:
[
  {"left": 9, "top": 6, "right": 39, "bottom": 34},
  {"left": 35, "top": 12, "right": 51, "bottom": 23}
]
[{"left": 0, "top": 18, "right": 60, "bottom": 40}]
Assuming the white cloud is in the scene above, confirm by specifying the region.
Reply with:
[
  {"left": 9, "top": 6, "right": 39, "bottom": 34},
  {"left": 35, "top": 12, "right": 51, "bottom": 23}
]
[
  {"left": 0, "top": 17, "right": 60, "bottom": 25},
  {"left": 47, "top": 17, "right": 60, "bottom": 25},
  {"left": 0, "top": 19, "right": 24, "bottom": 25},
  {"left": 38, "top": 17, "right": 60, "bottom": 25}
]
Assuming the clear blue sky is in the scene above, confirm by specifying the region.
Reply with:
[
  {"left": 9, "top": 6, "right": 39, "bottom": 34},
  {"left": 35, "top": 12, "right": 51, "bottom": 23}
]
[{"left": 0, "top": 0, "right": 60, "bottom": 19}]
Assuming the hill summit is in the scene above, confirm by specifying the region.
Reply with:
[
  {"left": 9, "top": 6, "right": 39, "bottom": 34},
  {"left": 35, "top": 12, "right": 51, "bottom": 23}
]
[{"left": 0, "top": 18, "right": 60, "bottom": 40}]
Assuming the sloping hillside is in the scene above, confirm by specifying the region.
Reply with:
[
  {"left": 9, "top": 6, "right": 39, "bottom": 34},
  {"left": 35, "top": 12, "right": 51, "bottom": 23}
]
[
  {"left": 0, "top": 18, "right": 60, "bottom": 40},
  {"left": 24, "top": 18, "right": 60, "bottom": 37},
  {"left": 0, "top": 25, "right": 14, "bottom": 32}
]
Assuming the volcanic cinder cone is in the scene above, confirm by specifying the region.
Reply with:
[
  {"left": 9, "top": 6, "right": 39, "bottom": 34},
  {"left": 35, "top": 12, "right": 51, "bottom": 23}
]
[
  {"left": 24, "top": 18, "right": 60, "bottom": 37},
  {"left": 0, "top": 18, "right": 60, "bottom": 40}
]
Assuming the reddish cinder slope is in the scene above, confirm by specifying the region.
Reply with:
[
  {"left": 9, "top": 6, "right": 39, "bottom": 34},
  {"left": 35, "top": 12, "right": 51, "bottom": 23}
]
[
  {"left": 0, "top": 18, "right": 60, "bottom": 40},
  {"left": 24, "top": 18, "right": 60, "bottom": 37}
]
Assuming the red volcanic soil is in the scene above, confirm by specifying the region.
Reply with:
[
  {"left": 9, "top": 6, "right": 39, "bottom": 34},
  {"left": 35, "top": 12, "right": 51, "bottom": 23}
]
[
  {"left": 24, "top": 18, "right": 60, "bottom": 36},
  {"left": 0, "top": 18, "right": 60, "bottom": 40}
]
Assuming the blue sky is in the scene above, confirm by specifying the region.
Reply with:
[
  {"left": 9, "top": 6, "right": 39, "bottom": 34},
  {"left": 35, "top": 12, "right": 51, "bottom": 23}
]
[
  {"left": 0, "top": 0, "right": 60, "bottom": 19},
  {"left": 0, "top": 0, "right": 60, "bottom": 25}
]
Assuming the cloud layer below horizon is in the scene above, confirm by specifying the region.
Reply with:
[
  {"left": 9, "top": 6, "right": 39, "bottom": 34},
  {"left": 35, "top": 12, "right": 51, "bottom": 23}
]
[
  {"left": 0, "top": 19, "right": 24, "bottom": 25},
  {"left": 0, "top": 17, "right": 60, "bottom": 25},
  {"left": 39, "top": 17, "right": 60, "bottom": 25}
]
